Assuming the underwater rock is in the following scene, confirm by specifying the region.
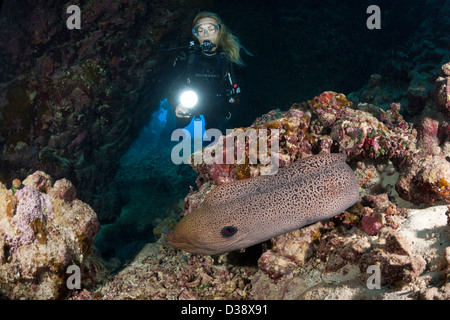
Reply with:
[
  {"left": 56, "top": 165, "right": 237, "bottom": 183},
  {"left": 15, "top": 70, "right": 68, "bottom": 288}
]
[
  {"left": 172, "top": 82, "right": 449, "bottom": 298},
  {"left": 359, "top": 207, "right": 382, "bottom": 236},
  {"left": 358, "top": 228, "right": 426, "bottom": 286},
  {"left": 0, "top": 172, "right": 101, "bottom": 299},
  {"left": 181, "top": 181, "right": 216, "bottom": 216},
  {"left": 440, "top": 246, "right": 450, "bottom": 284},
  {"left": 396, "top": 155, "right": 450, "bottom": 205},
  {"left": 433, "top": 62, "right": 450, "bottom": 116},
  {"left": 442, "top": 62, "right": 450, "bottom": 77},
  {"left": 316, "top": 230, "right": 372, "bottom": 273},
  {"left": 361, "top": 194, "right": 406, "bottom": 232},
  {"left": 23, "top": 171, "right": 53, "bottom": 193},
  {"left": 348, "top": 23, "right": 449, "bottom": 117},
  {"left": 407, "top": 72, "right": 434, "bottom": 116},
  {"left": 191, "top": 91, "right": 418, "bottom": 192},
  {"left": 258, "top": 223, "right": 322, "bottom": 280},
  {"left": 187, "top": 89, "right": 450, "bottom": 213},
  {"left": 347, "top": 73, "right": 407, "bottom": 109},
  {"left": 83, "top": 204, "right": 446, "bottom": 300}
]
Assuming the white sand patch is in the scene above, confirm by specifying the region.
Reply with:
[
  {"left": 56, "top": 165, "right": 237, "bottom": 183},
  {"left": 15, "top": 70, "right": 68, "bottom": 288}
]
[{"left": 399, "top": 205, "right": 449, "bottom": 264}]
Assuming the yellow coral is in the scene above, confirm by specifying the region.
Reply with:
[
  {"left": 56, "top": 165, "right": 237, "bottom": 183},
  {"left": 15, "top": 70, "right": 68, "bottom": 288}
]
[{"left": 438, "top": 178, "right": 449, "bottom": 188}]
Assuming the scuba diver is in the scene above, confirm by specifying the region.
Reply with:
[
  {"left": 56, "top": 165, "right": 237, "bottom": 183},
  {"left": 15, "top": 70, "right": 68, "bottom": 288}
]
[{"left": 167, "top": 12, "right": 247, "bottom": 140}]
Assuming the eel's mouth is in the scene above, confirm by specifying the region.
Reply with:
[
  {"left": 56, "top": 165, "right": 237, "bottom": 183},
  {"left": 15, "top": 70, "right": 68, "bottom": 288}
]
[
  {"left": 167, "top": 230, "right": 185, "bottom": 245},
  {"left": 167, "top": 230, "right": 198, "bottom": 252},
  {"left": 167, "top": 230, "right": 223, "bottom": 255}
]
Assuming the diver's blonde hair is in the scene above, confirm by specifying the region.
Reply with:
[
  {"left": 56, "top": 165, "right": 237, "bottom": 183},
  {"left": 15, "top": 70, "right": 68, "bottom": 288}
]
[{"left": 193, "top": 11, "right": 245, "bottom": 66}]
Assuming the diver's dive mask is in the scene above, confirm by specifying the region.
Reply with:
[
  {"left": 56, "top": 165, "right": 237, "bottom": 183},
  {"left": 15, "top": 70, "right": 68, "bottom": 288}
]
[{"left": 192, "top": 22, "right": 220, "bottom": 38}]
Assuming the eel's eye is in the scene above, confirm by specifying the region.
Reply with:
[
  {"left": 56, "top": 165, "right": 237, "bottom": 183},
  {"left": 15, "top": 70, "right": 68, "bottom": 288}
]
[{"left": 221, "top": 226, "right": 238, "bottom": 238}]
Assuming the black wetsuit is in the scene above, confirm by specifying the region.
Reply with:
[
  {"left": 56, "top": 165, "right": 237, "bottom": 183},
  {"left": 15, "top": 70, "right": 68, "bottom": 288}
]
[{"left": 167, "top": 47, "right": 240, "bottom": 133}]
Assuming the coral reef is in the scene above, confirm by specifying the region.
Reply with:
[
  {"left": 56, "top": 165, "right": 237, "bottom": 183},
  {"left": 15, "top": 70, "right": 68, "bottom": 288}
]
[
  {"left": 331, "top": 102, "right": 417, "bottom": 163},
  {"left": 258, "top": 223, "right": 322, "bottom": 280},
  {"left": 1, "top": 86, "right": 449, "bottom": 300},
  {"left": 75, "top": 202, "right": 448, "bottom": 300},
  {"left": 0, "top": 171, "right": 107, "bottom": 299}
]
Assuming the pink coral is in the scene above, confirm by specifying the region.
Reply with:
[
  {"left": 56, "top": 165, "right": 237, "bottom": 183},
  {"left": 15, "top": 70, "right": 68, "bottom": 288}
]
[{"left": 7, "top": 186, "right": 53, "bottom": 248}]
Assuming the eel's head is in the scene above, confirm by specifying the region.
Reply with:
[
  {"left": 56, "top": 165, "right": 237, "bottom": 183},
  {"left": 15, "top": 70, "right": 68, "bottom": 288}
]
[{"left": 167, "top": 206, "right": 251, "bottom": 255}]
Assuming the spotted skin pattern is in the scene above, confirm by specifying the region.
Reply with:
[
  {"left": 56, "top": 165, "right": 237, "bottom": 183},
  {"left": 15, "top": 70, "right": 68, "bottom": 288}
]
[{"left": 168, "top": 153, "right": 359, "bottom": 255}]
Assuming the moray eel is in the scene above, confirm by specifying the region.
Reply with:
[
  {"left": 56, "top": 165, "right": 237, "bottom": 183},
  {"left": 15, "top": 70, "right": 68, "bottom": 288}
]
[{"left": 168, "top": 153, "right": 359, "bottom": 255}]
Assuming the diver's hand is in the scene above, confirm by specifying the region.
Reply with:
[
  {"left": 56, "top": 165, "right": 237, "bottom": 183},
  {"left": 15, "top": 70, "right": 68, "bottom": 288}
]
[{"left": 175, "top": 105, "right": 190, "bottom": 118}]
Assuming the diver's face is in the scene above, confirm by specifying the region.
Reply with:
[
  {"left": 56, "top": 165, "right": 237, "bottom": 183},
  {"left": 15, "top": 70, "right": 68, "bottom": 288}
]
[{"left": 193, "top": 18, "right": 220, "bottom": 49}]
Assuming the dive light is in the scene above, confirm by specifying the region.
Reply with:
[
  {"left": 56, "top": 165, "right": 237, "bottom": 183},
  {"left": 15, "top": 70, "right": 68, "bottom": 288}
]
[{"left": 180, "top": 90, "right": 198, "bottom": 109}]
